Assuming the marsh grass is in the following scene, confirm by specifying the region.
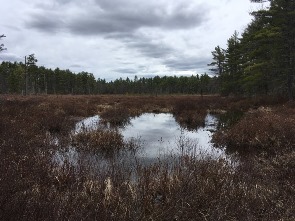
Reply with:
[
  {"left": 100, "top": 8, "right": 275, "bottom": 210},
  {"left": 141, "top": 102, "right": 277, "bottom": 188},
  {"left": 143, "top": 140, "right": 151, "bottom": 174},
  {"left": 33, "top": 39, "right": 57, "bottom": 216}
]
[
  {"left": 172, "top": 99, "right": 207, "bottom": 130},
  {"left": 213, "top": 107, "right": 295, "bottom": 155},
  {"left": 0, "top": 95, "right": 294, "bottom": 220},
  {"left": 99, "top": 104, "right": 131, "bottom": 127},
  {"left": 72, "top": 128, "right": 126, "bottom": 155}
]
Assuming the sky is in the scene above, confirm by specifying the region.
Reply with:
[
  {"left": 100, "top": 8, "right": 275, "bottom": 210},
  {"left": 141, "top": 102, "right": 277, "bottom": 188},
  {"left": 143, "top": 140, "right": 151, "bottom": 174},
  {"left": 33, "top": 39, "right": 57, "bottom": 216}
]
[{"left": 0, "top": 0, "right": 262, "bottom": 81}]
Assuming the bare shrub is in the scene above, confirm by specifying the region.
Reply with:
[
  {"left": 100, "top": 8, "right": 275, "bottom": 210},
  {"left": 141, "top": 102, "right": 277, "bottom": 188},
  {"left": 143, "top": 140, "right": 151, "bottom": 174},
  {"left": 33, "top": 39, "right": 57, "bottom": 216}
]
[
  {"left": 172, "top": 99, "right": 207, "bottom": 130},
  {"left": 100, "top": 105, "right": 131, "bottom": 127},
  {"left": 72, "top": 129, "right": 125, "bottom": 154},
  {"left": 214, "top": 108, "right": 295, "bottom": 154}
]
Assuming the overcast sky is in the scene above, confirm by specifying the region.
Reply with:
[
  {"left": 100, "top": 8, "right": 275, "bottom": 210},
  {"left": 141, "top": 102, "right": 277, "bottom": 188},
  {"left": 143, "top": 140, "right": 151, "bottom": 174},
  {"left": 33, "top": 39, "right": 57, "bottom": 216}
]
[{"left": 0, "top": 0, "right": 261, "bottom": 81}]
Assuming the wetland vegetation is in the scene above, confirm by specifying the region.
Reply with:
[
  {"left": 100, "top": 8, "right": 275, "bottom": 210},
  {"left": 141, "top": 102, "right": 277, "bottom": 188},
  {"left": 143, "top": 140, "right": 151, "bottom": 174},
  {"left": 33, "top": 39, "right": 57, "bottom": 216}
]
[{"left": 0, "top": 95, "right": 294, "bottom": 220}]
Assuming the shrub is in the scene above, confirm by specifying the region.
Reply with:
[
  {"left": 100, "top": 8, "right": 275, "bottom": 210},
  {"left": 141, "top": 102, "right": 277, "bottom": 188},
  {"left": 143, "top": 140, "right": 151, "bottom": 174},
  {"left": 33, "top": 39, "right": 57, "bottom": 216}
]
[
  {"left": 100, "top": 105, "right": 131, "bottom": 127},
  {"left": 172, "top": 99, "right": 207, "bottom": 130},
  {"left": 213, "top": 107, "right": 295, "bottom": 155},
  {"left": 72, "top": 129, "right": 125, "bottom": 154}
]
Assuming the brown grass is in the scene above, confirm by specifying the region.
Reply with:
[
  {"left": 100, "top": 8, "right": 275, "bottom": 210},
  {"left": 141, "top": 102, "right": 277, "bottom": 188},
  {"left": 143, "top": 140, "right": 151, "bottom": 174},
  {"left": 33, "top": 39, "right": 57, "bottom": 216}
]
[
  {"left": 172, "top": 99, "right": 207, "bottom": 130},
  {"left": 0, "top": 94, "right": 294, "bottom": 220},
  {"left": 72, "top": 128, "right": 126, "bottom": 155},
  {"left": 214, "top": 106, "right": 295, "bottom": 155},
  {"left": 99, "top": 105, "right": 131, "bottom": 127}
]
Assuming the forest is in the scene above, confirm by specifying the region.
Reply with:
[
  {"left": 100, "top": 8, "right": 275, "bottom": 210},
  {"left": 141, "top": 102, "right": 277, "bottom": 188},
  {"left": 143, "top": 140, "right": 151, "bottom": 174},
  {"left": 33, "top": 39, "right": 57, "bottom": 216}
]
[
  {"left": 0, "top": 60, "right": 216, "bottom": 95},
  {"left": 0, "top": 0, "right": 294, "bottom": 98}
]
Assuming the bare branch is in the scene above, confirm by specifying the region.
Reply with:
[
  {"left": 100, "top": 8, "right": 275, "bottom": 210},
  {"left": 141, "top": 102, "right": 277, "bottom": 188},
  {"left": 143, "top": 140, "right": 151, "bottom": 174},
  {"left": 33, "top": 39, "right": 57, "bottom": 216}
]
[{"left": 0, "top": 34, "right": 7, "bottom": 52}]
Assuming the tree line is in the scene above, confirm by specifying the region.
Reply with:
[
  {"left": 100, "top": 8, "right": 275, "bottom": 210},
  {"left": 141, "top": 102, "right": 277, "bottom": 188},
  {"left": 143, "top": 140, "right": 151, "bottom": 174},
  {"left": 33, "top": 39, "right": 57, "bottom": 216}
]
[
  {"left": 208, "top": 0, "right": 295, "bottom": 99},
  {"left": 0, "top": 59, "right": 217, "bottom": 95}
]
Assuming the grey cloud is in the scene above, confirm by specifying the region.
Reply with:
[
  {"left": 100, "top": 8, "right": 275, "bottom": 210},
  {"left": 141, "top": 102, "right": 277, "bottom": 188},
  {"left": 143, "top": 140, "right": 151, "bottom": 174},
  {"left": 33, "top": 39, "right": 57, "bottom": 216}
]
[
  {"left": 0, "top": 53, "right": 23, "bottom": 62},
  {"left": 137, "top": 65, "right": 146, "bottom": 69},
  {"left": 23, "top": 0, "right": 212, "bottom": 75},
  {"left": 113, "top": 68, "right": 138, "bottom": 74},
  {"left": 26, "top": 1, "right": 208, "bottom": 35},
  {"left": 67, "top": 7, "right": 205, "bottom": 36},
  {"left": 70, "top": 64, "right": 83, "bottom": 68},
  {"left": 26, "top": 14, "right": 63, "bottom": 33},
  {"left": 107, "top": 31, "right": 174, "bottom": 59},
  {"left": 105, "top": 32, "right": 136, "bottom": 41},
  {"left": 129, "top": 41, "right": 173, "bottom": 59},
  {"left": 56, "top": 0, "right": 72, "bottom": 5},
  {"left": 164, "top": 56, "right": 211, "bottom": 71},
  {"left": 114, "top": 64, "right": 149, "bottom": 75},
  {"left": 68, "top": 16, "right": 132, "bottom": 35}
]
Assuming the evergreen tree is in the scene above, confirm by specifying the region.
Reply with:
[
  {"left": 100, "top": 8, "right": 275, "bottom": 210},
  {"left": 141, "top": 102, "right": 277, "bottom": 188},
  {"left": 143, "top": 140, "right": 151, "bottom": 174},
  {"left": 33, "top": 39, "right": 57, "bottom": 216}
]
[
  {"left": 8, "top": 64, "right": 23, "bottom": 93},
  {"left": 25, "top": 54, "right": 38, "bottom": 94},
  {"left": 208, "top": 45, "right": 226, "bottom": 76},
  {"left": 250, "top": 0, "right": 295, "bottom": 99},
  {"left": 221, "top": 31, "right": 243, "bottom": 95},
  {"left": 240, "top": 10, "right": 279, "bottom": 95}
]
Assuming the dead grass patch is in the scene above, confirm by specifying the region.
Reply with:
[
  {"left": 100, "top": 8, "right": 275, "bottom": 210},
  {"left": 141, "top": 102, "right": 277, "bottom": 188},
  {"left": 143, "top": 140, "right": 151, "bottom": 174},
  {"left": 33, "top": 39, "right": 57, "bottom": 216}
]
[
  {"left": 214, "top": 107, "right": 295, "bottom": 155},
  {"left": 0, "top": 95, "right": 294, "bottom": 220}
]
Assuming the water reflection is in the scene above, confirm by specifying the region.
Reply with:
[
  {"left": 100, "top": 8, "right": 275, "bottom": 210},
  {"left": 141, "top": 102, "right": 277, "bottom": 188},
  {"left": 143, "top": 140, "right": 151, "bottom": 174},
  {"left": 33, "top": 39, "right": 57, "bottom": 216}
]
[
  {"left": 217, "top": 110, "right": 244, "bottom": 129},
  {"left": 121, "top": 113, "right": 224, "bottom": 159},
  {"left": 53, "top": 112, "right": 227, "bottom": 170},
  {"left": 71, "top": 113, "right": 224, "bottom": 160},
  {"left": 74, "top": 115, "right": 101, "bottom": 133}
]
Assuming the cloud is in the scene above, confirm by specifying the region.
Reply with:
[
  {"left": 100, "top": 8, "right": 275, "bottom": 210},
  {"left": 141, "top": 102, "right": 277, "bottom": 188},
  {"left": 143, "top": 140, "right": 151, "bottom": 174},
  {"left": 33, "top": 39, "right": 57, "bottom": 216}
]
[
  {"left": 129, "top": 38, "right": 174, "bottom": 59},
  {"left": 69, "top": 64, "right": 84, "bottom": 68},
  {"left": 0, "top": 52, "right": 23, "bottom": 62},
  {"left": 113, "top": 68, "right": 138, "bottom": 74},
  {"left": 104, "top": 31, "right": 174, "bottom": 60},
  {"left": 24, "top": 0, "right": 208, "bottom": 68},
  {"left": 25, "top": 0, "right": 208, "bottom": 36},
  {"left": 27, "top": 13, "right": 63, "bottom": 33},
  {"left": 163, "top": 56, "right": 211, "bottom": 71}
]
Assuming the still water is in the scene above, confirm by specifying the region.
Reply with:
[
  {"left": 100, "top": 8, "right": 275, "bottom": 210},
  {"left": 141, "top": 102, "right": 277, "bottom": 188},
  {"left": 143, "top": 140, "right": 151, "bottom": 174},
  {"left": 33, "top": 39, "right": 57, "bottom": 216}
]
[{"left": 73, "top": 113, "right": 224, "bottom": 160}]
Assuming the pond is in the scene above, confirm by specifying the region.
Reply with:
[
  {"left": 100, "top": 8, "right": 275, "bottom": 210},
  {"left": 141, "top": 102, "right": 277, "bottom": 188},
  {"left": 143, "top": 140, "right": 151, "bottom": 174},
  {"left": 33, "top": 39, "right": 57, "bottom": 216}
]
[
  {"left": 53, "top": 111, "right": 244, "bottom": 175},
  {"left": 70, "top": 113, "right": 225, "bottom": 162},
  {"left": 121, "top": 113, "right": 223, "bottom": 159}
]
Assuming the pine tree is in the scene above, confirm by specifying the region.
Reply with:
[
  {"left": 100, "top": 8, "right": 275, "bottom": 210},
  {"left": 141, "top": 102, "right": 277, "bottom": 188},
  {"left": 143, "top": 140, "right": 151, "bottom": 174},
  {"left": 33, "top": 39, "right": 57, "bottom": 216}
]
[
  {"left": 250, "top": 0, "right": 295, "bottom": 99},
  {"left": 240, "top": 9, "right": 279, "bottom": 95},
  {"left": 208, "top": 46, "right": 226, "bottom": 76},
  {"left": 222, "top": 31, "right": 243, "bottom": 94}
]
